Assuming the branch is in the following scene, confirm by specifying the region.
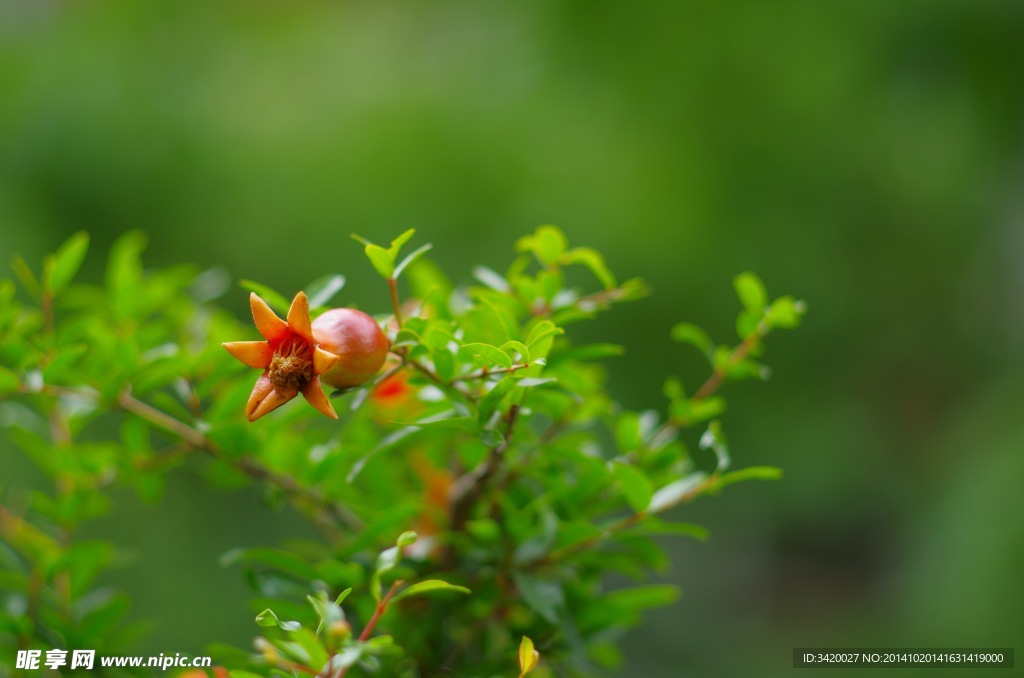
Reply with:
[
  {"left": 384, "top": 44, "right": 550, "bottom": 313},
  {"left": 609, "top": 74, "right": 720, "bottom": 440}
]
[
  {"left": 530, "top": 473, "right": 718, "bottom": 569},
  {"left": 387, "top": 278, "right": 403, "bottom": 328},
  {"left": 454, "top": 362, "right": 533, "bottom": 382},
  {"left": 449, "top": 404, "right": 520, "bottom": 532},
  {"left": 690, "top": 319, "right": 769, "bottom": 402},
  {"left": 20, "top": 384, "right": 364, "bottom": 532}
]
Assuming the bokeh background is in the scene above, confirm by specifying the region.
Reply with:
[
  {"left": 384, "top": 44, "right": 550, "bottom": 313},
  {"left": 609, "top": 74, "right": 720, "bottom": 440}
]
[{"left": 2, "top": 1, "right": 1023, "bottom": 675}]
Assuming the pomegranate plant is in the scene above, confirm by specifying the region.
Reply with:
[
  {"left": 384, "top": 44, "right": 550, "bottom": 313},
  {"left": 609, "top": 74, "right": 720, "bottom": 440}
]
[{"left": 0, "top": 227, "right": 804, "bottom": 676}]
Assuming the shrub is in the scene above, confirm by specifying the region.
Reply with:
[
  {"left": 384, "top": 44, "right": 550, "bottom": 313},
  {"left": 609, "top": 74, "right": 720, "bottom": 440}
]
[{"left": 0, "top": 226, "right": 804, "bottom": 676}]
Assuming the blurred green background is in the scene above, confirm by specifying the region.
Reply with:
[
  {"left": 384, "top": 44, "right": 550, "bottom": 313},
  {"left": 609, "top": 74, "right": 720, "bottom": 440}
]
[{"left": 2, "top": 1, "right": 1023, "bottom": 675}]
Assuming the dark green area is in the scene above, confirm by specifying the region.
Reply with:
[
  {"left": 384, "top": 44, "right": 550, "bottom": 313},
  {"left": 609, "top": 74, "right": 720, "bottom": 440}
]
[{"left": 2, "top": 1, "right": 1022, "bottom": 675}]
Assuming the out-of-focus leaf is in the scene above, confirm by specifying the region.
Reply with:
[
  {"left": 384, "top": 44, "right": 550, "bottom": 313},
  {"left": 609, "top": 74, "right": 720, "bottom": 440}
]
[
  {"left": 612, "top": 461, "right": 654, "bottom": 513},
  {"left": 516, "top": 225, "right": 568, "bottom": 266},
  {"left": 459, "top": 343, "right": 513, "bottom": 370},
  {"left": 472, "top": 265, "right": 511, "bottom": 292},
  {"left": 305, "top": 274, "right": 346, "bottom": 308},
  {"left": 512, "top": 571, "right": 564, "bottom": 623},
  {"left": 393, "top": 243, "right": 432, "bottom": 279},
  {"left": 767, "top": 295, "right": 807, "bottom": 329},
  {"left": 239, "top": 279, "right": 290, "bottom": 314},
  {"left": 519, "top": 636, "right": 540, "bottom": 677},
  {"left": 44, "top": 231, "right": 89, "bottom": 295},
  {"left": 391, "top": 579, "right": 470, "bottom": 602},
  {"left": 699, "top": 420, "right": 730, "bottom": 472},
  {"left": 733, "top": 271, "right": 768, "bottom": 314},
  {"left": 562, "top": 246, "right": 616, "bottom": 289},
  {"left": 11, "top": 254, "right": 40, "bottom": 298},
  {"left": 647, "top": 472, "right": 709, "bottom": 514},
  {"left": 255, "top": 608, "right": 301, "bottom": 631}
]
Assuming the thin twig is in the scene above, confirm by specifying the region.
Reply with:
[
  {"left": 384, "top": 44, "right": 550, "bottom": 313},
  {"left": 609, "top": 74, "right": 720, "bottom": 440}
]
[
  {"left": 19, "top": 383, "right": 364, "bottom": 532},
  {"left": 388, "top": 278, "right": 403, "bottom": 328}
]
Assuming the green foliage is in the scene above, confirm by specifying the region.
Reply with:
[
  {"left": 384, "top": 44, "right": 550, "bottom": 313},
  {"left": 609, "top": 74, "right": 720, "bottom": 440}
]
[{"left": 0, "top": 225, "right": 803, "bottom": 676}]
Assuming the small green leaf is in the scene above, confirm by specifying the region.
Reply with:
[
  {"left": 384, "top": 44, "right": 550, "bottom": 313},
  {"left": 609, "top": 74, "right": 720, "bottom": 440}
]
[
  {"left": 393, "top": 243, "right": 433, "bottom": 279},
  {"left": 605, "top": 584, "right": 680, "bottom": 611},
  {"left": 525, "top": 320, "right": 564, "bottom": 348},
  {"left": 477, "top": 376, "right": 517, "bottom": 426},
  {"left": 671, "top": 323, "right": 715, "bottom": 361},
  {"left": 11, "top": 254, "right": 40, "bottom": 299},
  {"left": 561, "top": 246, "right": 616, "bottom": 289},
  {"left": 713, "top": 465, "right": 783, "bottom": 490},
  {"left": 512, "top": 571, "right": 563, "bottom": 623},
  {"left": 305, "top": 274, "right": 346, "bottom": 308},
  {"left": 44, "top": 231, "right": 89, "bottom": 295},
  {"left": 255, "top": 608, "right": 301, "bottom": 631},
  {"left": 516, "top": 225, "right": 568, "bottom": 266},
  {"left": 239, "top": 280, "right": 291, "bottom": 315},
  {"left": 460, "top": 343, "right": 513, "bottom": 370},
  {"left": 647, "top": 472, "right": 709, "bottom": 514},
  {"left": 612, "top": 461, "right": 654, "bottom": 513},
  {"left": 387, "top": 229, "right": 416, "bottom": 258},
  {"left": 364, "top": 244, "right": 394, "bottom": 279},
  {"left": 472, "top": 265, "right": 511, "bottom": 292},
  {"left": 519, "top": 636, "right": 540, "bottom": 677},
  {"left": 370, "top": 532, "right": 415, "bottom": 602},
  {"left": 516, "top": 377, "right": 555, "bottom": 387},
  {"left": 500, "top": 340, "right": 531, "bottom": 363},
  {"left": 766, "top": 296, "right": 807, "bottom": 329},
  {"left": 699, "top": 420, "right": 730, "bottom": 472},
  {"left": 733, "top": 271, "right": 768, "bottom": 314},
  {"left": 391, "top": 579, "right": 470, "bottom": 603}
]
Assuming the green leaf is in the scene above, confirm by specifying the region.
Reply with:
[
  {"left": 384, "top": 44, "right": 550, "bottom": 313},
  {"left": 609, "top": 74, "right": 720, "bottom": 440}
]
[
  {"left": 305, "top": 274, "right": 346, "bottom": 308},
  {"left": 255, "top": 608, "right": 301, "bottom": 631},
  {"left": 393, "top": 243, "right": 433, "bottom": 279},
  {"left": 713, "top": 465, "right": 783, "bottom": 490},
  {"left": 370, "top": 532, "right": 415, "bottom": 602},
  {"left": 671, "top": 322, "right": 714, "bottom": 361},
  {"left": 512, "top": 571, "right": 564, "bottom": 623},
  {"left": 516, "top": 225, "right": 568, "bottom": 266},
  {"left": 561, "top": 246, "right": 616, "bottom": 289},
  {"left": 500, "top": 340, "right": 531, "bottom": 363},
  {"left": 767, "top": 295, "right": 807, "bottom": 329},
  {"left": 11, "top": 254, "right": 40, "bottom": 298},
  {"left": 238, "top": 282, "right": 292, "bottom": 322},
  {"left": 238, "top": 280, "right": 290, "bottom": 315},
  {"left": 699, "top": 420, "right": 730, "bottom": 472},
  {"left": 353, "top": 230, "right": 417, "bottom": 279},
  {"left": 647, "top": 472, "right": 709, "bottom": 513},
  {"left": 605, "top": 584, "right": 680, "bottom": 611},
  {"left": 519, "top": 636, "right": 540, "bottom": 676},
  {"left": 472, "top": 265, "right": 511, "bottom": 292},
  {"left": 460, "top": 343, "right": 513, "bottom": 370},
  {"left": 387, "top": 229, "right": 416, "bottom": 258},
  {"left": 105, "top": 230, "right": 147, "bottom": 318},
  {"left": 612, "top": 461, "right": 654, "bottom": 513},
  {"left": 477, "top": 376, "right": 517, "bottom": 426},
  {"left": 734, "top": 271, "right": 768, "bottom": 314},
  {"left": 44, "top": 231, "right": 89, "bottom": 295},
  {"left": 364, "top": 244, "right": 394, "bottom": 279},
  {"left": 525, "top": 320, "right": 564, "bottom": 348},
  {"left": 391, "top": 579, "right": 471, "bottom": 603}
]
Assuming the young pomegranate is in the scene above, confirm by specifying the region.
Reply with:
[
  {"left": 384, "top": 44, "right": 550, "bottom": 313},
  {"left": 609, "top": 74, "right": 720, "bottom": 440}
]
[
  {"left": 311, "top": 308, "right": 390, "bottom": 390},
  {"left": 222, "top": 292, "right": 389, "bottom": 421}
]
